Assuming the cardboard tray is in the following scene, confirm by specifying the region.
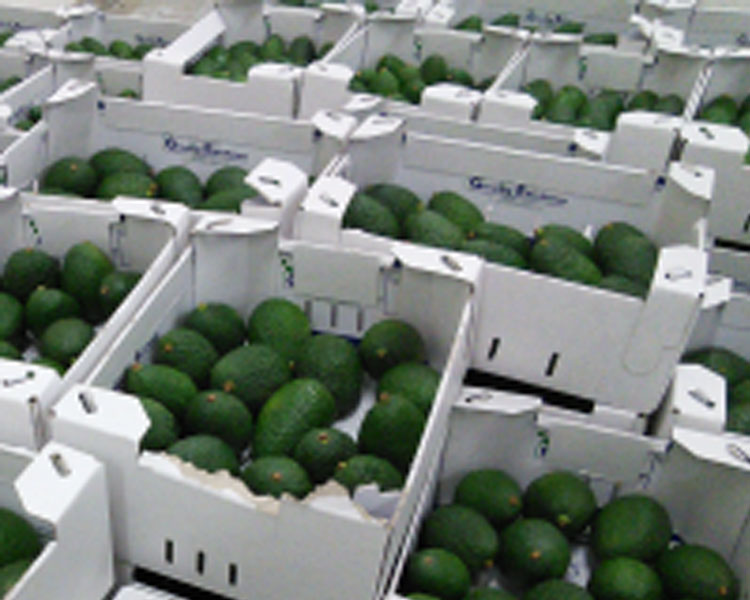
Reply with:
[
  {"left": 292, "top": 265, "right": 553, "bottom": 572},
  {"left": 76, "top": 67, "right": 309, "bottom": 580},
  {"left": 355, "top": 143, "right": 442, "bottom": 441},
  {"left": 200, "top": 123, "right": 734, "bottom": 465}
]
[
  {"left": 113, "top": 584, "right": 186, "bottom": 600},
  {"left": 50, "top": 212, "right": 478, "bottom": 600},
  {"left": 0, "top": 190, "right": 189, "bottom": 450},
  {"left": 143, "top": 1, "right": 363, "bottom": 118},
  {"left": 386, "top": 389, "right": 750, "bottom": 599},
  {"left": 0, "top": 441, "right": 113, "bottom": 600},
  {"left": 297, "top": 114, "right": 715, "bottom": 415}
]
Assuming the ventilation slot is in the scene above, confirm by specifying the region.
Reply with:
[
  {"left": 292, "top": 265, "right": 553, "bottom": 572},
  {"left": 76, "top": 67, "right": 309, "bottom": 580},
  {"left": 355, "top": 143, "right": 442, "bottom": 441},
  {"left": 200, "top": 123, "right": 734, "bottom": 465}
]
[
  {"left": 164, "top": 540, "right": 174, "bottom": 564},
  {"left": 196, "top": 551, "right": 205, "bottom": 575},
  {"left": 487, "top": 337, "right": 500, "bottom": 360},
  {"left": 545, "top": 353, "right": 560, "bottom": 377},
  {"left": 228, "top": 563, "right": 238, "bottom": 586}
]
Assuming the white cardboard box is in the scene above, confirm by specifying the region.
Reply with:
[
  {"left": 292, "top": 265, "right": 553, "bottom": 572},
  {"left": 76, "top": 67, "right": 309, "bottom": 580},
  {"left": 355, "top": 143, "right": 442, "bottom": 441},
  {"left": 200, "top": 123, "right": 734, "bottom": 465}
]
[
  {"left": 50, "top": 212, "right": 478, "bottom": 600},
  {"left": 386, "top": 389, "right": 750, "bottom": 599},
  {"left": 0, "top": 190, "right": 189, "bottom": 449},
  {"left": 297, "top": 114, "right": 715, "bottom": 414},
  {"left": 143, "top": 1, "right": 362, "bottom": 118},
  {"left": 300, "top": 13, "right": 528, "bottom": 119},
  {"left": 113, "top": 584, "right": 186, "bottom": 600},
  {"left": 0, "top": 441, "right": 113, "bottom": 600}
]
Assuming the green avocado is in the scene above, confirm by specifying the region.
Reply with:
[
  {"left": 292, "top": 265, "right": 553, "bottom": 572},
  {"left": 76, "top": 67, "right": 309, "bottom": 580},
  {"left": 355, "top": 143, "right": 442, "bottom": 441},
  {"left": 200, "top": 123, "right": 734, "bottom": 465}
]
[
  {"left": 41, "top": 157, "right": 98, "bottom": 197},
  {"left": 167, "top": 434, "right": 239, "bottom": 475},
  {"left": 242, "top": 456, "right": 312, "bottom": 499}
]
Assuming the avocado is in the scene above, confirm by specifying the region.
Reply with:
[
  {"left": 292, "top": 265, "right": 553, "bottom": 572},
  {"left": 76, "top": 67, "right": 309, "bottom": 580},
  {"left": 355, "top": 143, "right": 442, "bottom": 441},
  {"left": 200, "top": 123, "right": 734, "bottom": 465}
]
[
  {"left": 404, "top": 548, "right": 471, "bottom": 600},
  {"left": 597, "top": 274, "right": 648, "bottom": 299},
  {"left": 40, "top": 317, "right": 93, "bottom": 366},
  {"left": 260, "top": 34, "right": 286, "bottom": 62},
  {"left": 41, "top": 157, "right": 98, "bottom": 196},
  {"left": 98, "top": 271, "right": 140, "bottom": 318},
  {"left": 421, "top": 504, "right": 499, "bottom": 575},
  {"left": 594, "top": 221, "right": 648, "bottom": 258},
  {"left": 80, "top": 37, "right": 108, "bottom": 56},
  {"left": 455, "top": 15, "right": 483, "bottom": 32},
  {"left": 428, "top": 191, "right": 484, "bottom": 237},
  {"left": 0, "top": 340, "right": 20, "bottom": 359},
  {"left": 126, "top": 363, "right": 197, "bottom": 419},
  {"left": 525, "top": 580, "right": 594, "bottom": 600},
  {"left": 318, "top": 41, "right": 334, "bottom": 57},
  {"left": 202, "top": 186, "right": 258, "bottom": 213},
  {"left": 475, "top": 222, "right": 530, "bottom": 258},
  {"left": 189, "top": 55, "right": 218, "bottom": 76},
  {"left": 626, "top": 90, "right": 658, "bottom": 112},
  {"left": 0, "top": 558, "right": 33, "bottom": 596},
  {"left": 109, "top": 40, "right": 135, "bottom": 59},
  {"left": 246, "top": 298, "right": 311, "bottom": 370},
  {"left": 0, "top": 508, "right": 40, "bottom": 566},
  {"left": 454, "top": 469, "right": 523, "bottom": 529},
  {"left": 547, "top": 86, "right": 587, "bottom": 124},
  {"left": 653, "top": 94, "right": 684, "bottom": 116},
  {"left": 523, "top": 471, "right": 597, "bottom": 537},
  {"left": 728, "top": 386, "right": 750, "bottom": 434},
  {"left": 342, "top": 193, "right": 401, "bottom": 239},
  {"left": 89, "top": 148, "right": 151, "bottom": 178},
  {"left": 683, "top": 347, "right": 750, "bottom": 387},
  {"left": 359, "top": 318, "right": 426, "bottom": 379},
  {"left": 14, "top": 119, "right": 34, "bottom": 132},
  {"left": 405, "top": 210, "right": 465, "bottom": 250},
  {"left": 184, "top": 302, "right": 246, "bottom": 355},
  {"left": 210, "top": 344, "right": 291, "bottom": 413},
  {"left": 588, "top": 557, "right": 663, "bottom": 600},
  {"left": 155, "top": 166, "right": 203, "bottom": 207},
  {"left": 700, "top": 94, "right": 738, "bottom": 125},
  {"left": 24, "top": 288, "right": 80, "bottom": 338},
  {"left": 523, "top": 79, "right": 554, "bottom": 119},
  {"left": 166, "top": 435, "right": 239, "bottom": 475},
  {"left": 363, "top": 183, "right": 424, "bottom": 224},
  {"left": 288, "top": 36, "right": 316, "bottom": 66},
  {"left": 554, "top": 21, "right": 584, "bottom": 34},
  {"left": 492, "top": 13, "right": 521, "bottom": 27},
  {"left": 729, "top": 378, "right": 750, "bottom": 406},
  {"left": 117, "top": 89, "right": 139, "bottom": 99},
  {"left": 133, "top": 43, "right": 154, "bottom": 60},
  {"left": 592, "top": 494, "right": 672, "bottom": 561},
  {"left": 529, "top": 236, "right": 603, "bottom": 285},
  {"left": 61, "top": 241, "right": 114, "bottom": 322},
  {"left": 403, "top": 78, "right": 427, "bottom": 104},
  {"left": 578, "top": 92, "right": 623, "bottom": 131},
  {"left": 372, "top": 68, "right": 400, "bottom": 97},
  {"left": 206, "top": 45, "right": 230, "bottom": 67},
  {"left": 293, "top": 427, "right": 357, "bottom": 484},
  {"left": 358, "top": 394, "right": 425, "bottom": 472},
  {"left": 583, "top": 32, "right": 618, "bottom": 46},
  {"left": 138, "top": 397, "right": 180, "bottom": 451},
  {"left": 226, "top": 58, "right": 249, "bottom": 81},
  {"left": 499, "top": 518, "right": 571, "bottom": 582},
  {"left": 229, "top": 41, "right": 259, "bottom": 61},
  {"left": 183, "top": 390, "right": 253, "bottom": 452},
  {"left": 462, "top": 240, "right": 527, "bottom": 269},
  {"left": 349, "top": 76, "right": 370, "bottom": 93},
  {"left": 333, "top": 454, "right": 403, "bottom": 493},
  {"left": 596, "top": 230, "right": 657, "bottom": 286},
  {"left": 657, "top": 545, "right": 738, "bottom": 600},
  {"left": 377, "top": 362, "right": 440, "bottom": 415},
  {"left": 394, "top": 63, "right": 420, "bottom": 85},
  {"left": 296, "top": 334, "right": 363, "bottom": 417},
  {"left": 242, "top": 456, "right": 312, "bottom": 499},
  {"left": 96, "top": 172, "right": 159, "bottom": 200},
  {"left": 420, "top": 54, "right": 448, "bottom": 85},
  {"left": 204, "top": 166, "right": 249, "bottom": 196},
  {"left": 154, "top": 327, "right": 219, "bottom": 387},
  {"left": 0, "top": 293, "right": 23, "bottom": 342},
  {"left": 253, "top": 379, "right": 337, "bottom": 458}
]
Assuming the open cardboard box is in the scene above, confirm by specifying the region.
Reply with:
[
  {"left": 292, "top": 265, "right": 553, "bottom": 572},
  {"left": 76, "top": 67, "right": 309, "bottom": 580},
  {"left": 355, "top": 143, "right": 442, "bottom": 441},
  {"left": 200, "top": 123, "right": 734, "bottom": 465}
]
[
  {"left": 0, "top": 189, "right": 189, "bottom": 450},
  {"left": 648, "top": 3, "right": 750, "bottom": 47},
  {"left": 300, "top": 12, "right": 527, "bottom": 120},
  {"left": 0, "top": 78, "right": 357, "bottom": 225},
  {"left": 297, "top": 114, "right": 717, "bottom": 417},
  {"left": 0, "top": 441, "right": 113, "bottom": 600},
  {"left": 143, "top": 1, "right": 362, "bottom": 118},
  {"left": 475, "top": 33, "right": 709, "bottom": 167},
  {"left": 655, "top": 290, "right": 750, "bottom": 437},
  {"left": 385, "top": 388, "right": 750, "bottom": 599},
  {"left": 49, "top": 211, "right": 478, "bottom": 600},
  {"left": 113, "top": 583, "right": 187, "bottom": 600}
]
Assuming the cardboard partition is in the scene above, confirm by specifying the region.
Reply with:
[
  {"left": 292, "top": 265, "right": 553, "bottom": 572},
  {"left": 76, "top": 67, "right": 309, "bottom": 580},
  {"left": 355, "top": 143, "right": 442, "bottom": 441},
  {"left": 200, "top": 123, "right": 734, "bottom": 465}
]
[
  {"left": 0, "top": 190, "right": 189, "bottom": 449},
  {"left": 50, "top": 216, "right": 476, "bottom": 600},
  {"left": 113, "top": 584, "right": 187, "bottom": 599},
  {"left": 681, "top": 7, "right": 750, "bottom": 47},
  {"left": 0, "top": 442, "right": 113, "bottom": 600},
  {"left": 143, "top": 2, "right": 362, "bottom": 118},
  {"left": 387, "top": 392, "right": 750, "bottom": 599}
]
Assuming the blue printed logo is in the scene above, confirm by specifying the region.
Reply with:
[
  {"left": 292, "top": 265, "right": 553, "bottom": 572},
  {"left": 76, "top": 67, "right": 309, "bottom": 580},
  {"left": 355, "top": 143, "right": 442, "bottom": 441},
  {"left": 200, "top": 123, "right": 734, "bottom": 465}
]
[
  {"left": 737, "top": 33, "right": 750, "bottom": 47},
  {"left": 468, "top": 176, "right": 568, "bottom": 209},
  {"left": 162, "top": 134, "right": 248, "bottom": 165},
  {"left": 134, "top": 34, "right": 170, "bottom": 48}
]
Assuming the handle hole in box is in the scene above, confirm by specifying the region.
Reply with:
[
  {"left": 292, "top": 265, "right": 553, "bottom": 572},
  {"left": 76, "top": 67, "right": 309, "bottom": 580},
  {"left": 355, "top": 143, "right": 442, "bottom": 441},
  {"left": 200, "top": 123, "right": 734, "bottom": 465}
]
[
  {"left": 228, "top": 563, "right": 238, "bottom": 586},
  {"left": 545, "top": 352, "right": 559, "bottom": 377},
  {"left": 196, "top": 551, "right": 206, "bottom": 575},
  {"left": 164, "top": 539, "right": 174, "bottom": 564},
  {"left": 487, "top": 337, "right": 500, "bottom": 360},
  {"left": 50, "top": 453, "right": 70, "bottom": 477},
  {"left": 78, "top": 391, "right": 97, "bottom": 414}
]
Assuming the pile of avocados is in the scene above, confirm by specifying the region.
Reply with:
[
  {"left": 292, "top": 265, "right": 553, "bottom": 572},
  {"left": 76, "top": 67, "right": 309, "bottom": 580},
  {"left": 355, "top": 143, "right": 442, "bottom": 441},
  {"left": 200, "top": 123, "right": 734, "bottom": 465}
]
[
  {"left": 40, "top": 149, "right": 259, "bottom": 213},
  {"left": 127, "top": 297, "right": 440, "bottom": 500},
  {"left": 186, "top": 33, "right": 332, "bottom": 82},
  {"left": 0, "top": 507, "right": 42, "bottom": 596},
  {"left": 64, "top": 37, "right": 155, "bottom": 60},
  {"left": 521, "top": 80, "right": 685, "bottom": 131},
  {"left": 696, "top": 93, "right": 750, "bottom": 162},
  {"left": 401, "top": 468, "right": 739, "bottom": 600},
  {"left": 349, "top": 53, "right": 494, "bottom": 106},
  {"left": 0, "top": 242, "right": 141, "bottom": 374},
  {"left": 343, "top": 183, "right": 657, "bottom": 298},
  {"left": 683, "top": 346, "right": 750, "bottom": 435}
]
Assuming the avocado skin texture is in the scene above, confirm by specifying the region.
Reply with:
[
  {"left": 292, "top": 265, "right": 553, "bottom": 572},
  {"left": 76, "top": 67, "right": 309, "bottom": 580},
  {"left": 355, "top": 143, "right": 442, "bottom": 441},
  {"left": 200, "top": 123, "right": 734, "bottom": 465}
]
[
  {"left": 333, "top": 454, "right": 403, "bottom": 494},
  {"left": 155, "top": 166, "right": 203, "bottom": 207},
  {"left": 61, "top": 241, "right": 114, "bottom": 323},
  {"left": 523, "top": 470, "right": 597, "bottom": 537},
  {"left": 420, "top": 504, "right": 499, "bottom": 575},
  {"left": 657, "top": 544, "right": 739, "bottom": 600},
  {"left": 627, "top": 90, "right": 658, "bottom": 112},
  {"left": 428, "top": 191, "right": 485, "bottom": 237},
  {"left": 499, "top": 518, "right": 571, "bottom": 582},
  {"left": 41, "top": 157, "right": 98, "bottom": 197},
  {"left": 0, "top": 559, "right": 34, "bottom": 596},
  {"left": 241, "top": 456, "right": 312, "bottom": 499},
  {"left": 475, "top": 222, "right": 531, "bottom": 258},
  {"left": 24, "top": 288, "right": 80, "bottom": 338},
  {"left": 139, "top": 397, "right": 180, "bottom": 450},
  {"left": 40, "top": 317, "right": 93, "bottom": 366},
  {"left": 98, "top": 271, "right": 140, "bottom": 318},
  {"left": 202, "top": 186, "right": 258, "bottom": 213},
  {"left": 294, "top": 428, "right": 357, "bottom": 484},
  {"left": 420, "top": 54, "right": 448, "bottom": 85},
  {"left": 588, "top": 557, "right": 663, "bottom": 600},
  {"left": 530, "top": 236, "right": 603, "bottom": 285},
  {"left": 89, "top": 148, "right": 151, "bottom": 179},
  {"left": 154, "top": 327, "right": 219, "bottom": 387},
  {"left": 167, "top": 435, "right": 239, "bottom": 475},
  {"left": 246, "top": 298, "right": 311, "bottom": 370},
  {"left": 342, "top": 193, "right": 400, "bottom": 239},
  {"left": 288, "top": 36, "right": 316, "bottom": 66},
  {"left": 0, "top": 508, "right": 41, "bottom": 567},
  {"left": 404, "top": 548, "right": 471, "bottom": 600},
  {"left": 253, "top": 379, "right": 337, "bottom": 458},
  {"left": 454, "top": 469, "right": 523, "bottom": 529},
  {"left": 126, "top": 363, "right": 197, "bottom": 420},
  {"left": 183, "top": 302, "right": 246, "bottom": 355},
  {"left": 377, "top": 362, "right": 440, "bottom": 415},
  {"left": 0, "top": 293, "right": 23, "bottom": 342},
  {"left": 95, "top": 172, "right": 159, "bottom": 201},
  {"left": 0, "top": 340, "right": 20, "bottom": 359},
  {"left": 405, "top": 210, "right": 465, "bottom": 251},
  {"left": 462, "top": 240, "right": 527, "bottom": 269},
  {"left": 205, "top": 166, "right": 249, "bottom": 196},
  {"left": 359, "top": 319, "right": 426, "bottom": 379},
  {"left": 363, "top": 183, "right": 424, "bottom": 224},
  {"left": 184, "top": 390, "right": 253, "bottom": 452}
]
